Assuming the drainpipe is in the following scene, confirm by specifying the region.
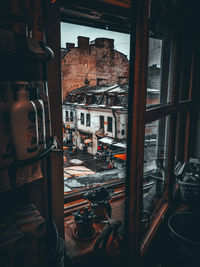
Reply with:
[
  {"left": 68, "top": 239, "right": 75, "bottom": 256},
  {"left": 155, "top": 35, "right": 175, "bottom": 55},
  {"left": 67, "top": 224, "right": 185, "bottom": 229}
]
[
  {"left": 71, "top": 105, "right": 77, "bottom": 146},
  {"left": 112, "top": 109, "right": 117, "bottom": 139}
]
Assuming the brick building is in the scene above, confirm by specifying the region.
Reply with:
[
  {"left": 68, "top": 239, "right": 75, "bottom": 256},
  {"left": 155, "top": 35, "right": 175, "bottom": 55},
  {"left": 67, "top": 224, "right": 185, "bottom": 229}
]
[{"left": 61, "top": 36, "right": 129, "bottom": 100}]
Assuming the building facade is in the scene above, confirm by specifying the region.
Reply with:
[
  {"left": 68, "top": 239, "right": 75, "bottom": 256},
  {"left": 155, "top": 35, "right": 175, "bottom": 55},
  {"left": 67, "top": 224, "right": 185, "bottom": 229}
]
[
  {"left": 61, "top": 36, "right": 129, "bottom": 100},
  {"left": 62, "top": 84, "right": 128, "bottom": 155}
]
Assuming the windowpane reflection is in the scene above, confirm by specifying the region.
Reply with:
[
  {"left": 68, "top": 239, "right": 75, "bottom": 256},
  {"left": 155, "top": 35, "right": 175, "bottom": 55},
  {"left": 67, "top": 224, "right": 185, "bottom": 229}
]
[
  {"left": 141, "top": 116, "right": 169, "bottom": 238},
  {"left": 146, "top": 0, "right": 174, "bottom": 108},
  {"left": 146, "top": 38, "right": 162, "bottom": 107}
]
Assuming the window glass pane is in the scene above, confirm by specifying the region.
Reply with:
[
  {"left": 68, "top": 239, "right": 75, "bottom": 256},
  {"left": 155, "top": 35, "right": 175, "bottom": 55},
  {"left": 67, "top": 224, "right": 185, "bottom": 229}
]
[
  {"left": 147, "top": 37, "right": 162, "bottom": 107},
  {"left": 175, "top": 111, "right": 188, "bottom": 162},
  {"left": 178, "top": 40, "right": 193, "bottom": 101},
  {"left": 81, "top": 113, "right": 84, "bottom": 125},
  {"left": 66, "top": 111, "right": 69, "bottom": 122},
  {"left": 146, "top": 0, "right": 174, "bottom": 108},
  {"left": 107, "top": 117, "right": 113, "bottom": 132},
  {"left": 141, "top": 116, "right": 169, "bottom": 239},
  {"left": 100, "top": 116, "right": 104, "bottom": 130},
  {"left": 70, "top": 111, "right": 74, "bottom": 122},
  {"left": 86, "top": 114, "right": 90, "bottom": 126}
]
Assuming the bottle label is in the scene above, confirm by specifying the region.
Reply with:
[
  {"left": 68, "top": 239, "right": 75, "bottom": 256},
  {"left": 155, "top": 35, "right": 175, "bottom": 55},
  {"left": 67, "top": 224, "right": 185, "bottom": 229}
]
[
  {"left": 16, "top": 161, "right": 43, "bottom": 187},
  {"left": 43, "top": 101, "right": 52, "bottom": 146},
  {"left": 26, "top": 110, "right": 38, "bottom": 153},
  {"left": 37, "top": 107, "right": 45, "bottom": 146}
]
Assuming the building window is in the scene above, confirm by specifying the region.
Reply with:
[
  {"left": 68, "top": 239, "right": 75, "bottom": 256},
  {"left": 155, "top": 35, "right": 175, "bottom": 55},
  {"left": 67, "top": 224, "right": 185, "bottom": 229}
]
[
  {"left": 86, "top": 114, "right": 90, "bottom": 126},
  {"left": 80, "top": 113, "right": 84, "bottom": 125},
  {"left": 70, "top": 111, "right": 74, "bottom": 122},
  {"left": 66, "top": 111, "right": 69, "bottom": 122},
  {"left": 100, "top": 116, "right": 104, "bottom": 130},
  {"left": 107, "top": 117, "right": 113, "bottom": 132}
]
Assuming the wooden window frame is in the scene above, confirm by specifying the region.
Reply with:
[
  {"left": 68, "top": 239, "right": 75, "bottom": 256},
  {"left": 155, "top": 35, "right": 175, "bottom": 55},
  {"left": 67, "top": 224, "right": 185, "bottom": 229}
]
[{"left": 125, "top": 0, "right": 195, "bottom": 265}]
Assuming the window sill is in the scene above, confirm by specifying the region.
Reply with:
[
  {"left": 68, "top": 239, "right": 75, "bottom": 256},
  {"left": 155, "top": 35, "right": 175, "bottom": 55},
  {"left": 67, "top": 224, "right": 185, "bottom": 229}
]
[
  {"left": 64, "top": 178, "right": 125, "bottom": 203},
  {"left": 64, "top": 184, "right": 125, "bottom": 216},
  {"left": 64, "top": 196, "right": 125, "bottom": 263}
]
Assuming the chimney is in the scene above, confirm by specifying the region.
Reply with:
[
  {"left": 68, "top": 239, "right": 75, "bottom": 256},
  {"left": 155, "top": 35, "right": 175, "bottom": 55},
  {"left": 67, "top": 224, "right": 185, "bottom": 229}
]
[
  {"left": 118, "top": 76, "right": 128, "bottom": 85},
  {"left": 95, "top": 38, "right": 114, "bottom": 50},
  {"left": 97, "top": 78, "right": 108, "bottom": 87},
  {"left": 66, "top": 43, "right": 75, "bottom": 50},
  {"left": 78, "top": 36, "right": 89, "bottom": 49}
]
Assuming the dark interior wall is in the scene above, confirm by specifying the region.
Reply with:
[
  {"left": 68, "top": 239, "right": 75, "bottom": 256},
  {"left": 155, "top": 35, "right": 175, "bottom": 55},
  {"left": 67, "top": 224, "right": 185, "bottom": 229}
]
[{"left": 190, "top": 47, "right": 200, "bottom": 158}]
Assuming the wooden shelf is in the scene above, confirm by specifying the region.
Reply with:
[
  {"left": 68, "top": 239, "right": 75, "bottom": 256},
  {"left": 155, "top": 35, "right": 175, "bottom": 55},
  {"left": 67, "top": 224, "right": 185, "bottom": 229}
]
[
  {"left": 0, "top": 146, "right": 52, "bottom": 171},
  {"left": 15, "top": 146, "right": 53, "bottom": 168},
  {"left": 0, "top": 146, "right": 53, "bottom": 193}
]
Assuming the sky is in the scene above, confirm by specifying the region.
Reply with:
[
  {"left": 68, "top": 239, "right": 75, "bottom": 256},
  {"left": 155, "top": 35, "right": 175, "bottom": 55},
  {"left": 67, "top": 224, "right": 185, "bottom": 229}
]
[{"left": 61, "top": 22, "right": 130, "bottom": 59}]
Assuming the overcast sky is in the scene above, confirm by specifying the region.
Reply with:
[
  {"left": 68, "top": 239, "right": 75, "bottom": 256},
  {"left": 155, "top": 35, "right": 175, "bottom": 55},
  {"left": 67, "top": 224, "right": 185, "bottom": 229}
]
[{"left": 61, "top": 22, "right": 130, "bottom": 59}]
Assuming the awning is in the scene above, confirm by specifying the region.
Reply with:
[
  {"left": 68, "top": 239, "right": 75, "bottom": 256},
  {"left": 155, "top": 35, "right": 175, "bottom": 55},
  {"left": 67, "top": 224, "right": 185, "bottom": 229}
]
[
  {"left": 113, "top": 154, "right": 127, "bottom": 161},
  {"left": 84, "top": 138, "right": 92, "bottom": 144},
  {"left": 112, "top": 142, "right": 126, "bottom": 149},
  {"left": 98, "top": 137, "right": 114, "bottom": 145}
]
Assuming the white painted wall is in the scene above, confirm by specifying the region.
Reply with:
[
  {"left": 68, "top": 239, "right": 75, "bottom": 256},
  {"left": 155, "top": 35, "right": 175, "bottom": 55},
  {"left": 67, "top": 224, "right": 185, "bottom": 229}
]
[
  {"left": 76, "top": 107, "right": 115, "bottom": 137},
  {"left": 63, "top": 104, "right": 127, "bottom": 154},
  {"left": 76, "top": 106, "right": 127, "bottom": 139},
  {"left": 62, "top": 105, "right": 76, "bottom": 129}
]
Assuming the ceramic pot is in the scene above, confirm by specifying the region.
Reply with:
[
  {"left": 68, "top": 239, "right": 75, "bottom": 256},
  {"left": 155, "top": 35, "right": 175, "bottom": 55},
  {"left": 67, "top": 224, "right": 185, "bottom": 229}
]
[{"left": 75, "top": 221, "right": 94, "bottom": 237}]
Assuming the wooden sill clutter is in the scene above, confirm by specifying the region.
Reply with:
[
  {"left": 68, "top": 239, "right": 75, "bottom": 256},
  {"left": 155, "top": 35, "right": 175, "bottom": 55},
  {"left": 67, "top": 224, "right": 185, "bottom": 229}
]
[
  {"left": 64, "top": 187, "right": 199, "bottom": 266},
  {"left": 64, "top": 186, "right": 171, "bottom": 263},
  {"left": 64, "top": 196, "right": 125, "bottom": 263}
]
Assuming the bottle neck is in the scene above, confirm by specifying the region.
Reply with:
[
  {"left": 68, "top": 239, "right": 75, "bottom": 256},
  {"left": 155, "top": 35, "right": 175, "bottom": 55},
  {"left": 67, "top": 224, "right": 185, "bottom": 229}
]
[
  {"left": 17, "top": 87, "right": 29, "bottom": 101},
  {"left": 35, "top": 81, "right": 46, "bottom": 98}
]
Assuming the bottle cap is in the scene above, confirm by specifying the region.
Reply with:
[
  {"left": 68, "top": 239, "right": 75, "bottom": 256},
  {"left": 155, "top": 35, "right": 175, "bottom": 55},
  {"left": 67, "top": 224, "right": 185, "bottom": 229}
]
[{"left": 13, "top": 81, "right": 28, "bottom": 85}]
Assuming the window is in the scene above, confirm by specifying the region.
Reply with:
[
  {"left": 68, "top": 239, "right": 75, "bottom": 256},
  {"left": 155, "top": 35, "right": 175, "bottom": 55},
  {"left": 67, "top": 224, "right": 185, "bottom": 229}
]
[
  {"left": 70, "top": 111, "right": 74, "bottom": 122},
  {"left": 59, "top": 1, "right": 197, "bottom": 265},
  {"left": 86, "top": 114, "right": 90, "bottom": 126},
  {"left": 142, "top": 117, "right": 170, "bottom": 239},
  {"left": 100, "top": 116, "right": 104, "bottom": 130},
  {"left": 125, "top": 0, "right": 195, "bottom": 260},
  {"left": 80, "top": 113, "right": 84, "bottom": 125},
  {"left": 107, "top": 117, "right": 113, "bottom": 132},
  {"left": 146, "top": 36, "right": 173, "bottom": 108},
  {"left": 66, "top": 111, "right": 69, "bottom": 122}
]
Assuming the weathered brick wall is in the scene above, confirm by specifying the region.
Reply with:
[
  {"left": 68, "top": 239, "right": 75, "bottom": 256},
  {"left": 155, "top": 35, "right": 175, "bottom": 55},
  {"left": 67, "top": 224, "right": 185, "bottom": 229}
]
[{"left": 61, "top": 37, "right": 129, "bottom": 100}]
